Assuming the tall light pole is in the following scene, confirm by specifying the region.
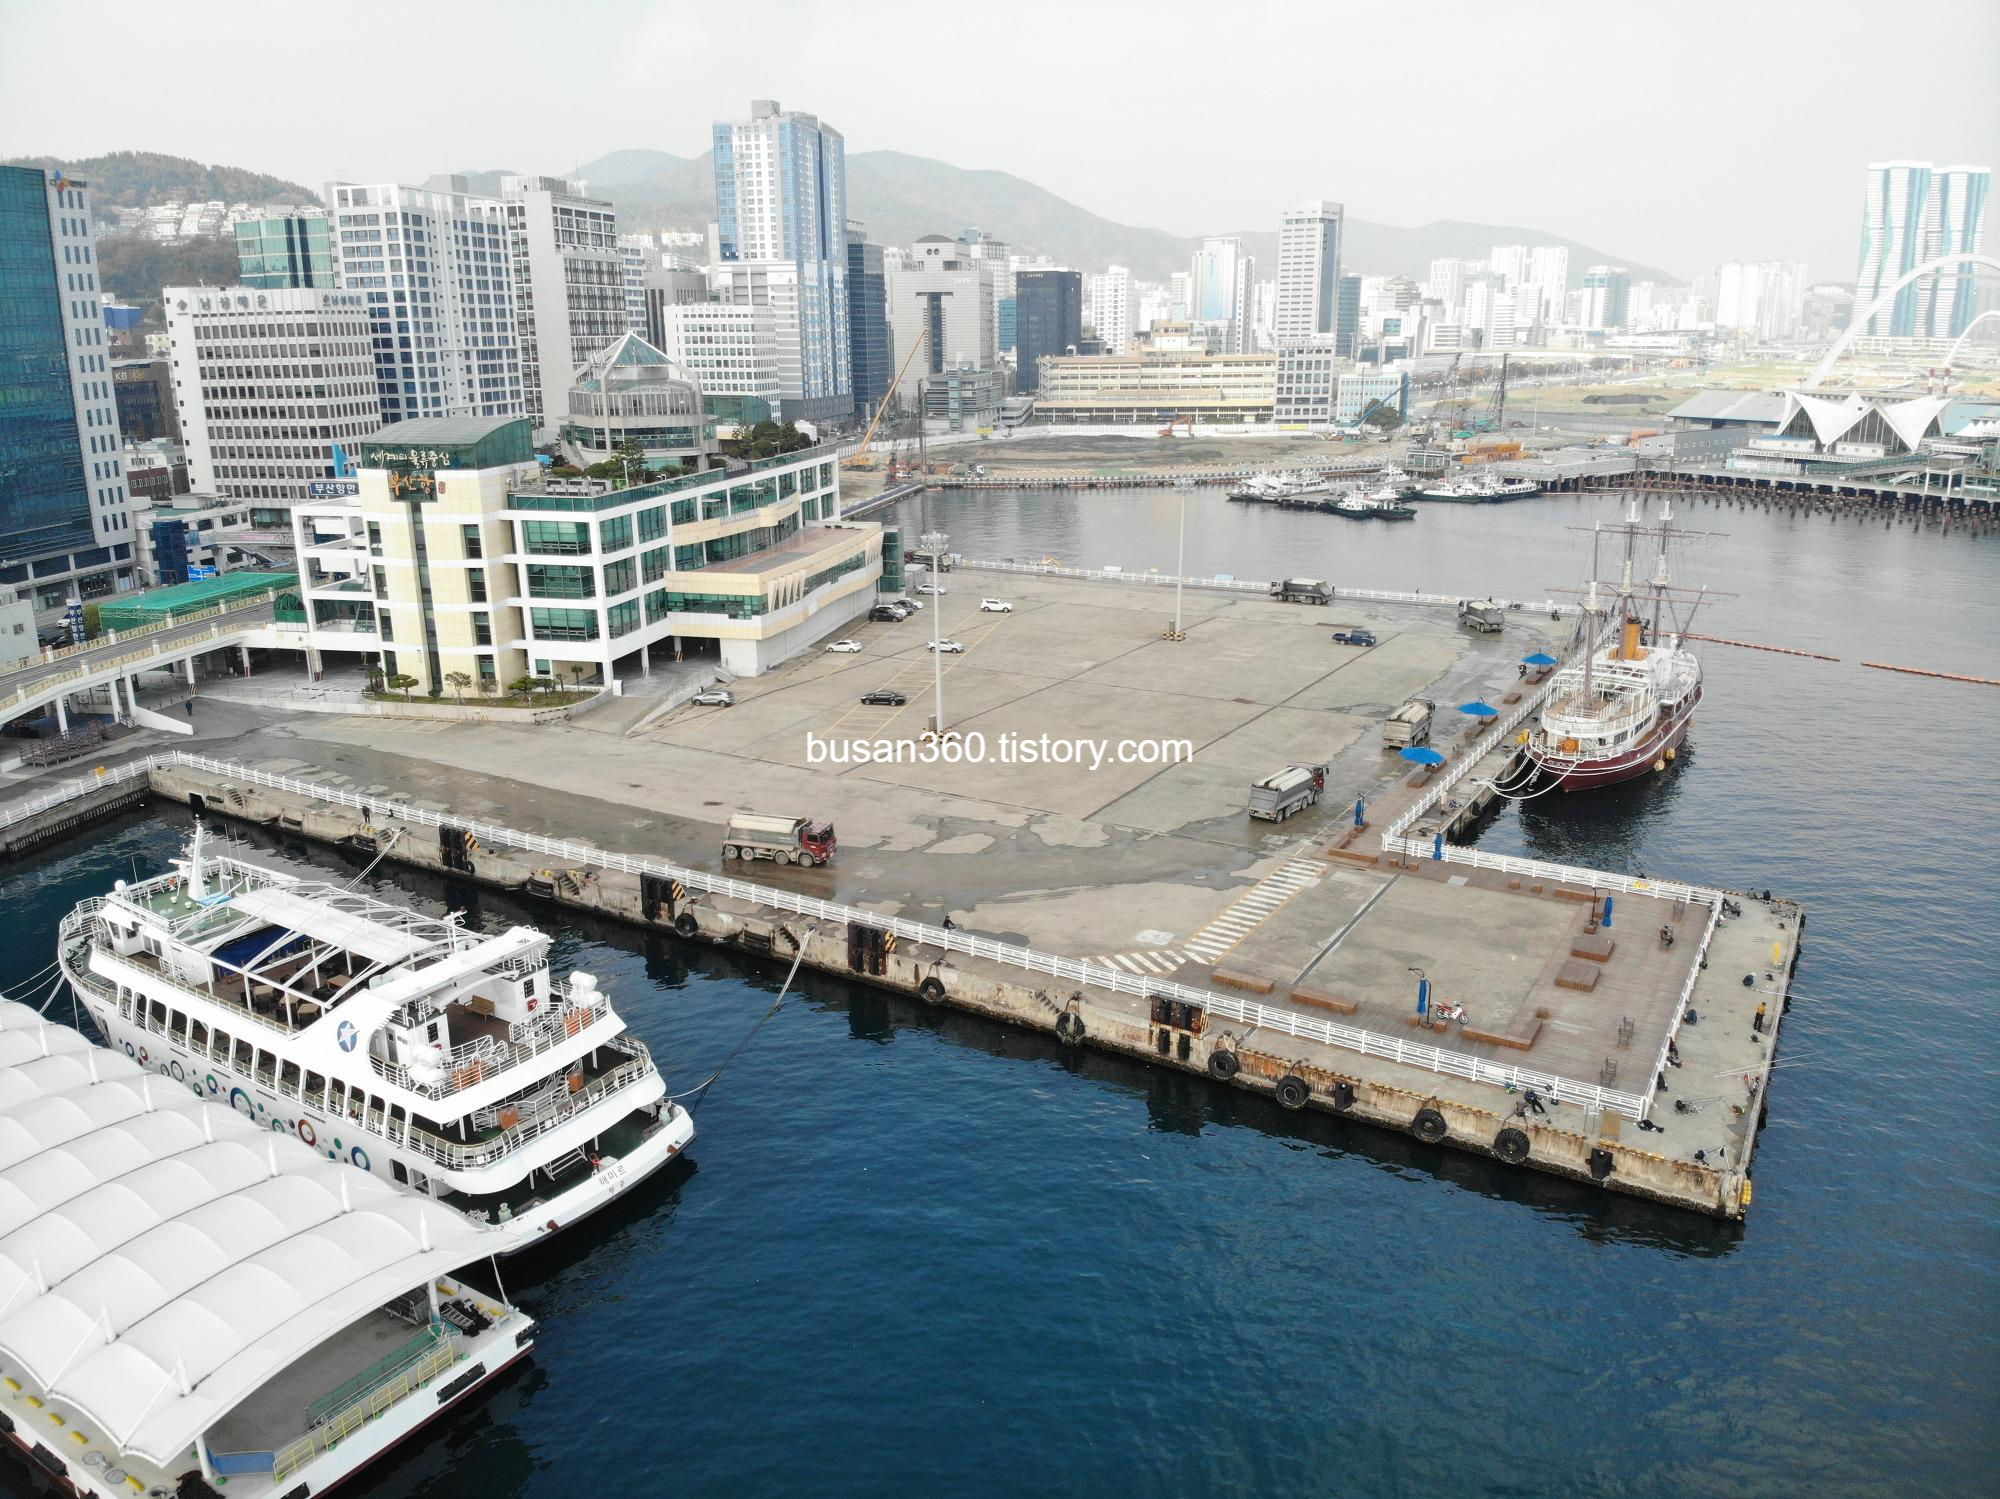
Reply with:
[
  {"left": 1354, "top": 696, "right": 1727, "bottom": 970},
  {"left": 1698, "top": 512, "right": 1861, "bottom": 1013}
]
[{"left": 1172, "top": 481, "right": 1187, "bottom": 640}]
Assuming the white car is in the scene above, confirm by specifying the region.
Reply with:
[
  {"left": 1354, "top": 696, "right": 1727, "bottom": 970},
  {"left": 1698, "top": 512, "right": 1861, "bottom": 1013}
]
[
  {"left": 927, "top": 639, "right": 965, "bottom": 654},
  {"left": 917, "top": 584, "right": 945, "bottom": 596},
  {"left": 825, "top": 639, "right": 863, "bottom": 654},
  {"left": 979, "top": 598, "right": 1013, "bottom": 613}
]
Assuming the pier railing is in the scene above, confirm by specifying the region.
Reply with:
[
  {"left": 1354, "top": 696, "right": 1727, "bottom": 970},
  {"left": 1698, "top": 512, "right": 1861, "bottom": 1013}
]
[
  {"left": 955, "top": 558, "right": 1475, "bottom": 611},
  {"left": 52, "top": 752, "right": 1655, "bottom": 1120}
]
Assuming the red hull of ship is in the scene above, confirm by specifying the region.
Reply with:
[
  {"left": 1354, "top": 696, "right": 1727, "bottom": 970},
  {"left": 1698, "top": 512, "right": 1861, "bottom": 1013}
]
[{"left": 1529, "top": 691, "right": 1699, "bottom": 792}]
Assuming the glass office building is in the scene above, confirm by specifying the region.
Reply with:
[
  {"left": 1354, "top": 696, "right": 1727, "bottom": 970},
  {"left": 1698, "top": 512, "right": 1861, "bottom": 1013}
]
[
  {"left": 0, "top": 165, "right": 94, "bottom": 569},
  {"left": 234, "top": 213, "right": 334, "bottom": 289}
]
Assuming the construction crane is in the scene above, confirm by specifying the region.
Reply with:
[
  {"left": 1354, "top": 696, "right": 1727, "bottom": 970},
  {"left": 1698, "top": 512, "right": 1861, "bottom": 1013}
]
[
  {"left": 1485, "top": 352, "right": 1511, "bottom": 431},
  {"left": 843, "top": 326, "right": 930, "bottom": 469}
]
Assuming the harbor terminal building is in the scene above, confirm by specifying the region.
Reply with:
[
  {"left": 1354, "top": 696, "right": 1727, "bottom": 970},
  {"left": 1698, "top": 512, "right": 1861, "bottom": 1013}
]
[{"left": 288, "top": 415, "right": 880, "bottom": 688}]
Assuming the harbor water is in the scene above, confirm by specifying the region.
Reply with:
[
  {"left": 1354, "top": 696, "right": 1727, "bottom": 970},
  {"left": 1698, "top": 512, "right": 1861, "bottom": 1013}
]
[{"left": 2, "top": 486, "right": 1995, "bottom": 1497}]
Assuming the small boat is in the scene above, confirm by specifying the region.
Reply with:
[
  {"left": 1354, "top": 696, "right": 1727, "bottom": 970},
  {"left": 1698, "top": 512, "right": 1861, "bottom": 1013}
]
[{"left": 1415, "top": 479, "right": 1487, "bottom": 503}]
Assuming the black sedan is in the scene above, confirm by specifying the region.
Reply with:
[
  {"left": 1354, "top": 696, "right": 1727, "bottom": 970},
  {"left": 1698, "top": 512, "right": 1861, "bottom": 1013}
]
[{"left": 859, "top": 689, "right": 908, "bottom": 706}]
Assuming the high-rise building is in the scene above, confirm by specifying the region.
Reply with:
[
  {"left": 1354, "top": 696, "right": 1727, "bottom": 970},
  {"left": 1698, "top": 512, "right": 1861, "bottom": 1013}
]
[
  {"left": 1580, "top": 266, "right": 1632, "bottom": 330},
  {"left": 1189, "top": 236, "right": 1254, "bottom": 352},
  {"left": 235, "top": 211, "right": 334, "bottom": 288},
  {"left": 1168, "top": 271, "right": 1192, "bottom": 322},
  {"left": 500, "top": 177, "right": 625, "bottom": 443},
  {"left": 1273, "top": 201, "right": 1344, "bottom": 349},
  {"left": 642, "top": 264, "right": 709, "bottom": 350},
  {"left": 1715, "top": 261, "right": 1810, "bottom": 341},
  {"left": 1855, "top": 160, "right": 1990, "bottom": 337},
  {"left": 1426, "top": 258, "right": 1467, "bottom": 314},
  {"left": 1488, "top": 244, "right": 1528, "bottom": 288},
  {"left": 656, "top": 301, "right": 783, "bottom": 425},
  {"left": 163, "top": 285, "right": 384, "bottom": 527},
  {"left": 0, "top": 164, "right": 134, "bottom": 609},
  {"left": 1014, "top": 270, "right": 1082, "bottom": 392},
  {"left": 712, "top": 99, "right": 852, "bottom": 421},
  {"left": 617, "top": 234, "right": 660, "bottom": 336},
  {"left": 1085, "top": 265, "right": 1136, "bottom": 355},
  {"left": 845, "top": 223, "right": 892, "bottom": 418},
  {"left": 1336, "top": 275, "right": 1362, "bottom": 357},
  {"left": 1526, "top": 245, "right": 1570, "bottom": 322},
  {"left": 885, "top": 235, "right": 997, "bottom": 406},
  {"left": 326, "top": 177, "right": 523, "bottom": 426}
]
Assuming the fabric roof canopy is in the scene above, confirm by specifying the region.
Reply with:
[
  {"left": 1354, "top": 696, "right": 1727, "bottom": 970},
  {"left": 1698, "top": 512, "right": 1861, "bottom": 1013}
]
[
  {"left": 0, "top": 1000, "right": 499, "bottom": 1470},
  {"left": 223, "top": 885, "right": 437, "bottom": 966}
]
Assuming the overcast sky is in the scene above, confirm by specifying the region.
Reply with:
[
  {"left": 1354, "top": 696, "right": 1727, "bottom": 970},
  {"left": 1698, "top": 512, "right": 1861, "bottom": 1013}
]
[{"left": 4, "top": 0, "right": 1995, "bottom": 281}]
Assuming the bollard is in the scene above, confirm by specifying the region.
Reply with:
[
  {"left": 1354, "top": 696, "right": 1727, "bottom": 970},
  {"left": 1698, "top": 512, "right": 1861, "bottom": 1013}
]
[
  {"left": 1602, "top": 895, "right": 1614, "bottom": 929},
  {"left": 1354, "top": 797, "right": 1365, "bottom": 829},
  {"left": 1432, "top": 832, "right": 1443, "bottom": 861},
  {"left": 1417, "top": 978, "right": 1430, "bottom": 1021}
]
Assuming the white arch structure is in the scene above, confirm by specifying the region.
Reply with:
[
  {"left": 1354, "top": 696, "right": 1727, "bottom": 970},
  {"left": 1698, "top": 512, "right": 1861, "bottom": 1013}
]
[
  {"left": 1806, "top": 252, "right": 2000, "bottom": 388},
  {"left": 1943, "top": 308, "right": 2000, "bottom": 372}
]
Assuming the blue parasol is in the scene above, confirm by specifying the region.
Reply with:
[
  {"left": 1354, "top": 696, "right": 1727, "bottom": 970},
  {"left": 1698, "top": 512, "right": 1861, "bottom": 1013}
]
[
  {"left": 1522, "top": 652, "right": 1557, "bottom": 666},
  {"left": 1399, "top": 746, "right": 1446, "bottom": 765},
  {"left": 1458, "top": 701, "right": 1499, "bottom": 717}
]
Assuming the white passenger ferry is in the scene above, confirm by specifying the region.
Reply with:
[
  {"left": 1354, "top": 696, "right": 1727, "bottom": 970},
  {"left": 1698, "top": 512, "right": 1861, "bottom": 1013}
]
[{"left": 56, "top": 825, "right": 693, "bottom": 1248}]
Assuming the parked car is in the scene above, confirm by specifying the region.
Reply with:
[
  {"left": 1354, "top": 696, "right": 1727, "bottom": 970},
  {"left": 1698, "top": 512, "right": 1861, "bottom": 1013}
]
[
  {"left": 979, "top": 598, "right": 1014, "bottom": 613},
  {"left": 690, "top": 687, "right": 735, "bottom": 707},
  {"left": 917, "top": 584, "right": 945, "bottom": 596},
  {"left": 869, "top": 604, "right": 908, "bottom": 623},
  {"left": 1332, "top": 629, "right": 1378, "bottom": 647},
  {"left": 927, "top": 639, "right": 965, "bottom": 654},
  {"left": 859, "top": 689, "right": 907, "bottom": 706},
  {"left": 825, "top": 639, "right": 863, "bottom": 654}
]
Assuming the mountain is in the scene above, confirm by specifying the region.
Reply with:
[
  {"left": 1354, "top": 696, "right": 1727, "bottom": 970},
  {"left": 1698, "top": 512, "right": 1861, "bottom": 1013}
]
[
  {"left": 496, "top": 146, "right": 1679, "bottom": 284},
  {"left": 1, "top": 151, "right": 316, "bottom": 210}
]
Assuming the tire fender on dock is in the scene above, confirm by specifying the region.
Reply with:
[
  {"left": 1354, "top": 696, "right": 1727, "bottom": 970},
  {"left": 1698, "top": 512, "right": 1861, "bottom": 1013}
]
[
  {"left": 1412, "top": 1106, "right": 1449, "bottom": 1144},
  {"left": 1207, "top": 1047, "right": 1241, "bottom": 1081},
  {"left": 1055, "top": 1005, "right": 1086, "bottom": 1044},
  {"left": 919, "top": 975, "right": 947, "bottom": 1005},
  {"left": 673, "top": 911, "right": 699, "bottom": 939},
  {"left": 1493, "top": 1126, "right": 1531, "bottom": 1163},
  {"left": 1274, "top": 1074, "right": 1310, "bottom": 1110}
]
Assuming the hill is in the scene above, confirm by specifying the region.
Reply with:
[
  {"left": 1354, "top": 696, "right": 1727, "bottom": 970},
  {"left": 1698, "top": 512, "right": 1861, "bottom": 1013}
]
[
  {"left": 1, "top": 150, "right": 316, "bottom": 209},
  {"left": 510, "top": 146, "right": 1679, "bottom": 284}
]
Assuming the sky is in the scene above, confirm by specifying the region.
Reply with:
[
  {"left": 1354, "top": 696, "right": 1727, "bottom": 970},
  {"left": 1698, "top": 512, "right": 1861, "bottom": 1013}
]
[{"left": 3, "top": 0, "right": 1996, "bottom": 282}]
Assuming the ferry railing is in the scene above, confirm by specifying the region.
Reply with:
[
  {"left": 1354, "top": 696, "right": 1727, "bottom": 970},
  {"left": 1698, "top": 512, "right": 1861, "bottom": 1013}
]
[
  {"left": 38, "top": 751, "right": 1664, "bottom": 1120},
  {"left": 271, "top": 1336, "right": 462, "bottom": 1483},
  {"left": 394, "top": 1049, "right": 655, "bottom": 1171},
  {"left": 369, "top": 986, "right": 614, "bottom": 1097}
]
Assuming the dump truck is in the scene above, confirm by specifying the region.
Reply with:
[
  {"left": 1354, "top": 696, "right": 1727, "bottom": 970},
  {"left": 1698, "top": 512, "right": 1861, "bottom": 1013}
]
[
  {"left": 723, "top": 813, "right": 837, "bottom": 866},
  {"left": 1382, "top": 698, "right": 1435, "bottom": 749},
  {"left": 1270, "top": 578, "right": 1332, "bottom": 605},
  {"left": 1248, "top": 762, "right": 1329, "bottom": 821},
  {"left": 1457, "top": 598, "right": 1505, "bottom": 634}
]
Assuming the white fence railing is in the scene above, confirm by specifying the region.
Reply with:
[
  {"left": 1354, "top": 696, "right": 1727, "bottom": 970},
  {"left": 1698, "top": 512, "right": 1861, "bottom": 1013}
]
[
  {"left": 20, "top": 751, "right": 1653, "bottom": 1119},
  {"left": 955, "top": 558, "right": 1478, "bottom": 610},
  {"left": 0, "top": 594, "right": 284, "bottom": 717}
]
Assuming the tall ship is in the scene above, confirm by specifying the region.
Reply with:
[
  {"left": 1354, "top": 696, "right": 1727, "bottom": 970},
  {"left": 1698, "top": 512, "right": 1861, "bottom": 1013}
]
[
  {"left": 1525, "top": 497, "right": 1716, "bottom": 791},
  {"left": 57, "top": 826, "right": 694, "bottom": 1247}
]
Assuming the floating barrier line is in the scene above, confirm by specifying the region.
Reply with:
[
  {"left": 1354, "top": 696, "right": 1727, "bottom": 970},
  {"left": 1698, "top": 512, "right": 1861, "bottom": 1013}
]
[
  {"left": 1683, "top": 633, "right": 1840, "bottom": 662},
  {"left": 1859, "top": 661, "right": 2000, "bottom": 686}
]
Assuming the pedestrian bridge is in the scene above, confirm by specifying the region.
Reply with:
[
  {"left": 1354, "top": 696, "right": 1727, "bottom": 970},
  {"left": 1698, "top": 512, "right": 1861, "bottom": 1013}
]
[{"left": 0, "top": 588, "right": 290, "bottom": 736}]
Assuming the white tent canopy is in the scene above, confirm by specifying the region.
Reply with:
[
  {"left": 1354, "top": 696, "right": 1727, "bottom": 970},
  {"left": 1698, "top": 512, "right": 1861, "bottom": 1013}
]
[{"left": 0, "top": 1000, "right": 501, "bottom": 1471}]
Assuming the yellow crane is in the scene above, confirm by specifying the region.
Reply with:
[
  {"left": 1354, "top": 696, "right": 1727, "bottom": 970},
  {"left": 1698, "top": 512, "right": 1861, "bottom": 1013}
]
[{"left": 843, "top": 326, "right": 931, "bottom": 469}]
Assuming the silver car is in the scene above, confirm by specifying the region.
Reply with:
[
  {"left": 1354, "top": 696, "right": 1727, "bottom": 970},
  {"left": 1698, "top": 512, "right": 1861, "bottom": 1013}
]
[{"left": 690, "top": 687, "right": 735, "bottom": 707}]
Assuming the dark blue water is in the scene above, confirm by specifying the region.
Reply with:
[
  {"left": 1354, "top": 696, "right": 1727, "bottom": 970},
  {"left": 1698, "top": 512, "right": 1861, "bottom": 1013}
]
[{"left": 3, "top": 488, "right": 1995, "bottom": 1498}]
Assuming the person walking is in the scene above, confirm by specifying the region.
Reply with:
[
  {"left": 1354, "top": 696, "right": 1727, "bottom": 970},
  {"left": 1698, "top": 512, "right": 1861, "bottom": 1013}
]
[{"left": 1753, "top": 1000, "right": 1767, "bottom": 1035}]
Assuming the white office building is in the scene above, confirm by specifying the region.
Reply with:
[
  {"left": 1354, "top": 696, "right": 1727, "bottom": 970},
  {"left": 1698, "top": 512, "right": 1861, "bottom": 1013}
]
[
  {"left": 1085, "top": 265, "right": 1137, "bottom": 354},
  {"left": 656, "top": 301, "right": 783, "bottom": 419},
  {"left": 711, "top": 99, "right": 852, "bottom": 421},
  {"left": 1715, "top": 261, "right": 1809, "bottom": 342},
  {"left": 1273, "top": 201, "right": 1344, "bottom": 348},
  {"left": 885, "top": 235, "right": 998, "bottom": 404},
  {"left": 617, "top": 233, "right": 660, "bottom": 336},
  {"left": 498, "top": 177, "right": 625, "bottom": 443},
  {"left": 1526, "top": 245, "right": 1570, "bottom": 322},
  {"left": 162, "top": 285, "right": 383, "bottom": 527},
  {"left": 326, "top": 177, "right": 523, "bottom": 426}
]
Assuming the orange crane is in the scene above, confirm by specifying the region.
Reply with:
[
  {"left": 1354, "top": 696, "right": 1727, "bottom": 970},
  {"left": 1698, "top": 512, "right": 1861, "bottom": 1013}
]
[{"left": 843, "top": 326, "right": 930, "bottom": 469}]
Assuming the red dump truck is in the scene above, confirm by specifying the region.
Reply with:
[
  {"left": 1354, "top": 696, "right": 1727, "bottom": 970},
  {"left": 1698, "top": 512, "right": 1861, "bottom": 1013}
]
[{"left": 723, "top": 813, "right": 837, "bottom": 866}]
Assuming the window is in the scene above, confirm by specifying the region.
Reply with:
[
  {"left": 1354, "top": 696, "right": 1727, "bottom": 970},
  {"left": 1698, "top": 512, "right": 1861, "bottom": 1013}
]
[
  {"left": 461, "top": 522, "right": 483, "bottom": 558},
  {"left": 603, "top": 558, "right": 636, "bottom": 596},
  {"left": 526, "top": 564, "right": 594, "bottom": 598},
  {"left": 521, "top": 520, "right": 589, "bottom": 554},
  {"left": 599, "top": 515, "right": 632, "bottom": 552},
  {"left": 473, "top": 611, "right": 492, "bottom": 645},
  {"left": 530, "top": 607, "right": 598, "bottom": 641},
  {"left": 467, "top": 567, "right": 487, "bottom": 602}
]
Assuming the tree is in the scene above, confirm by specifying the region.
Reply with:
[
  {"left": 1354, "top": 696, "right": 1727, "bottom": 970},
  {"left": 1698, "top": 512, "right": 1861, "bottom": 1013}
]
[
  {"left": 81, "top": 603, "right": 102, "bottom": 640},
  {"left": 507, "top": 675, "right": 539, "bottom": 700},
  {"left": 363, "top": 663, "right": 387, "bottom": 695},
  {"left": 567, "top": 663, "right": 588, "bottom": 693},
  {"left": 386, "top": 672, "right": 418, "bottom": 703},
  {"left": 444, "top": 671, "right": 472, "bottom": 704},
  {"left": 1362, "top": 403, "right": 1404, "bottom": 433},
  {"left": 723, "top": 420, "right": 812, "bottom": 462}
]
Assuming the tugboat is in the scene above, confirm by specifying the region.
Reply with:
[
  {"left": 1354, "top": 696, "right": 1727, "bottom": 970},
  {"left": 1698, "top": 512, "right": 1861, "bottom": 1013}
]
[
  {"left": 58, "top": 826, "right": 695, "bottom": 1247},
  {"left": 1526, "top": 498, "right": 1719, "bottom": 791},
  {"left": 1332, "top": 485, "right": 1417, "bottom": 520}
]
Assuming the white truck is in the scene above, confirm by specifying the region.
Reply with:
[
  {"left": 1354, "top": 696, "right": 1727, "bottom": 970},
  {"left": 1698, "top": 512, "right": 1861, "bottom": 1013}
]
[
  {"left": 1382, "top": 698, "right": 1435, "bottom": 749},
  {"left": 1248, "top": 762, "right": 1330, "bottom": 821},
  {"left": 1270, "top": 578, "right": 1333, "bottom": 605},
  {"left": 723, "top": 813, "right": 838, "bottom": 866},
  {"left": 1457, "top": 598, "right": 1506, "bottom": 634}
]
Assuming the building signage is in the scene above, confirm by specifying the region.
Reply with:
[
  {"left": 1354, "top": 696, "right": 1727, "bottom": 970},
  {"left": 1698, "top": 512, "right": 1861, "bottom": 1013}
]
[
  {"left": 187, "top": 565, "right": 218, "bottom": 581},
  {"left": 388, "top": 473, "right": 439, "bottom": 499},
  {"left": 308, "top": 481, "right": 359, "bottom": 499},
  {"left": 372, "top": 448, "right": 457, "bottom": 469}
]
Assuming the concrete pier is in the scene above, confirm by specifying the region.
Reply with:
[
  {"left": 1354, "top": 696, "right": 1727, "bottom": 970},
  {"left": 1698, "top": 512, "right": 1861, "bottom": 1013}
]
[{"left": 5, "top": 572, "right": 1799, "bottom": 1218}]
